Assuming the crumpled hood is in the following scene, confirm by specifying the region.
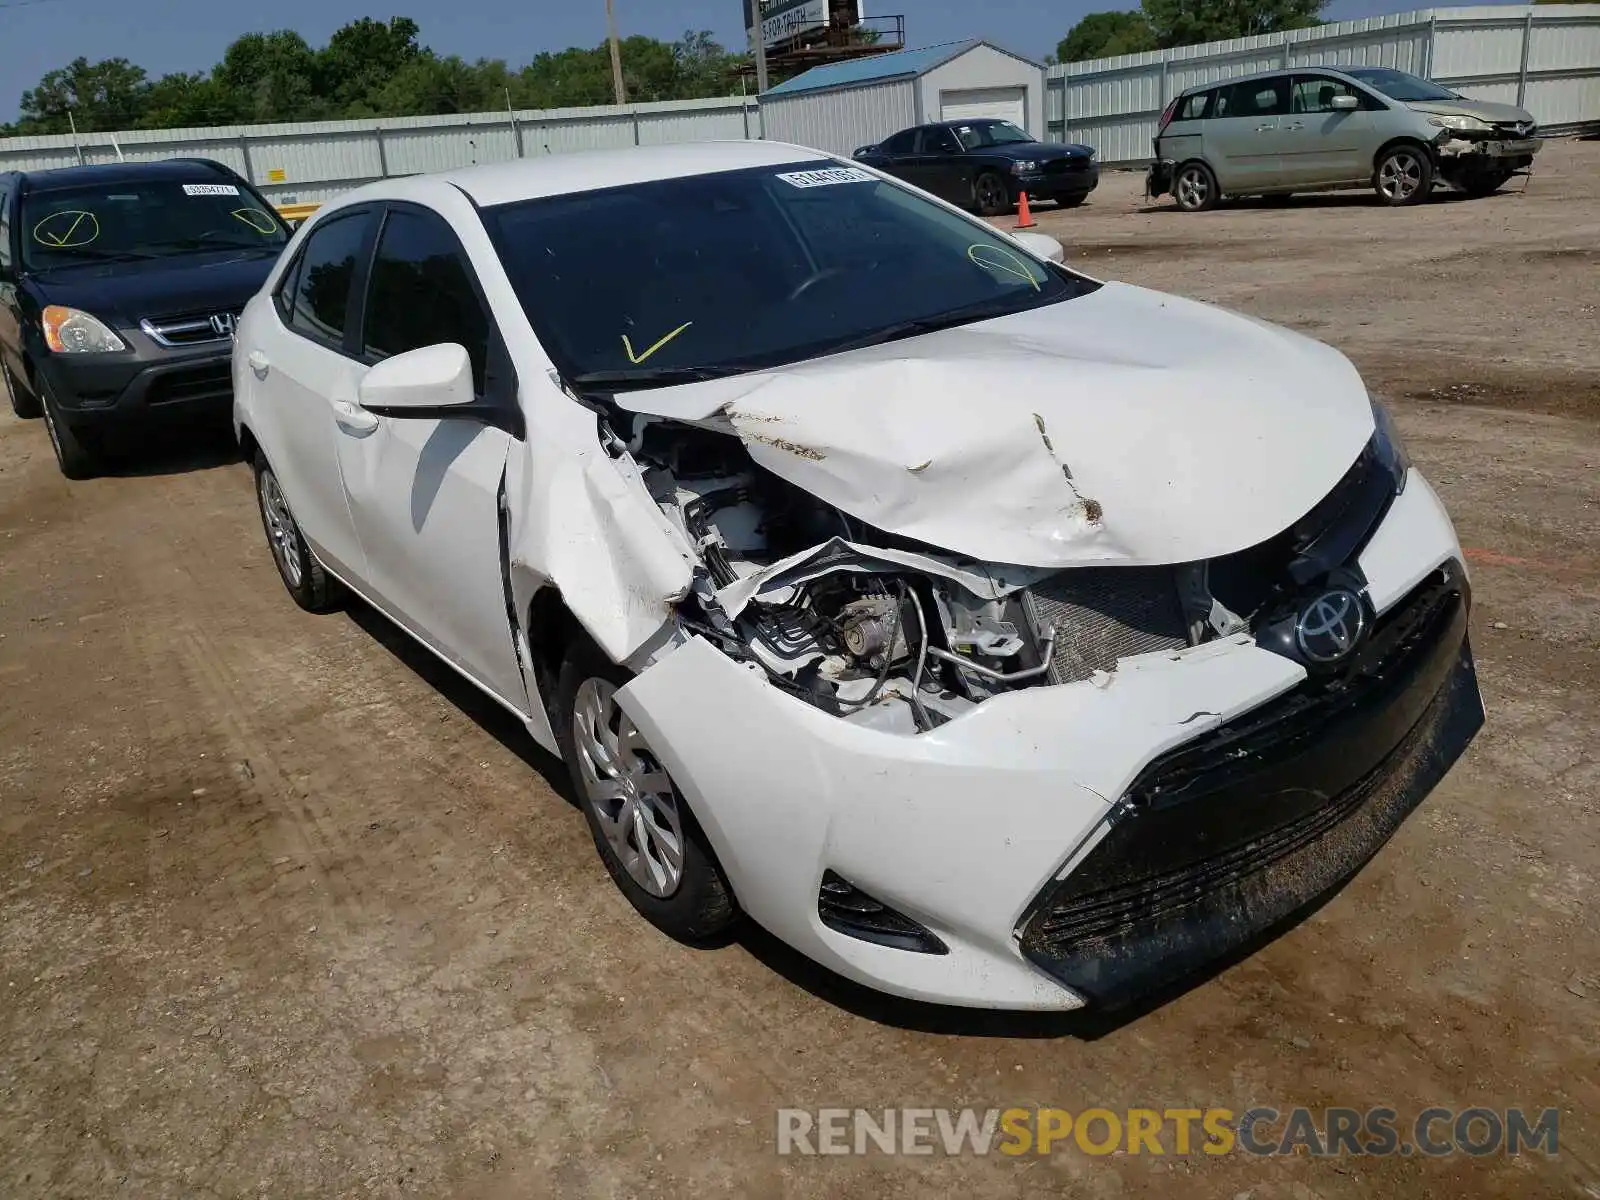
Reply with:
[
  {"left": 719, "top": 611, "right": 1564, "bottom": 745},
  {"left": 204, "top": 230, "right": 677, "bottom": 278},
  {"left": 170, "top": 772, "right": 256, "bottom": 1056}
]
[
  {"left": 1407, "top": 98, "right": 1535, "bottom": 125},
  {"left": 617, "top": 282, "right": 1376, "bottom": 569}
]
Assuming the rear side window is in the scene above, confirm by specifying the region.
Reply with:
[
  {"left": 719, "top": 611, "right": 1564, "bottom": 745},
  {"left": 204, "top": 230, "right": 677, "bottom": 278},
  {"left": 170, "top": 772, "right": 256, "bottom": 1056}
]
[
  {"left": 286, "top": 213, "right": 370, "bottom": 348},
  {"left": 1215, "top": 79, "right": 1290, "bottom": 119},
  {"left": 882, "top": 129, "right": 917, "bottom": 154},
  {"left": 361, "top": 207, "right": 490, "bottom": 393}
]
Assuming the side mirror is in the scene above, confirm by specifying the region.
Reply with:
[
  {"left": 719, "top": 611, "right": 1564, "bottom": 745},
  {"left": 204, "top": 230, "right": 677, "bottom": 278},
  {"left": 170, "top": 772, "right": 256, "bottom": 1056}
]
[
  {"left": 1011, "top": 230, "right": 1065, "bottom": 263},
  {"left": 359, "top": 343, "right": 474, "bottom": 417},
  {"left": 1330, "top": 94, "right": 1359, "bottom": 112}
]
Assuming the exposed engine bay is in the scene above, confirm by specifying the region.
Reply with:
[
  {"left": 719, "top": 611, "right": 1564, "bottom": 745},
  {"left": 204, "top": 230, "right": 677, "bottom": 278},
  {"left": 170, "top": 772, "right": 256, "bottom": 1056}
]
[{"left": 593, "top": 412, "right": 1391, "bottom": 735}]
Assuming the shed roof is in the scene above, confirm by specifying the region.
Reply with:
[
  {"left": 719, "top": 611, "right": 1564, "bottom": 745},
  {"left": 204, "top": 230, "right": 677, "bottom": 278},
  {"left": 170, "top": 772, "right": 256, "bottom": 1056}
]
[{"left": 765, "top": 39, "right": 988, "bottom": 97}]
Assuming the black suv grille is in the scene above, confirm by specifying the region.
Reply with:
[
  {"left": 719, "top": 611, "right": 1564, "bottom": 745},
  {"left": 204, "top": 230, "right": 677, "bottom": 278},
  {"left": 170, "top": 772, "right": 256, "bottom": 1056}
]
[
  {"left": 1044, "top": 157, "right": 1090, "bottom": 175},
  {"left": 1019, "top": 562, "right": 1470, "bottom": 993}
]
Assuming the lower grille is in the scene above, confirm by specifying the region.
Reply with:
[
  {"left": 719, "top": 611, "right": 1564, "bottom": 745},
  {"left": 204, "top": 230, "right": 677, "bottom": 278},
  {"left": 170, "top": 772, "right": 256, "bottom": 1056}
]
[
  {"left": 146, "top": 363, "right": 233, "bottom": 406},
  {"left": 1026, "top": 568, "right": 1188, "bottom": 685},
  {"left": 1020, "top": 563, "right": 1467, "bottom": 966},
  {"left": 818, "top": 871, "right": 947, "bottom": 955}
]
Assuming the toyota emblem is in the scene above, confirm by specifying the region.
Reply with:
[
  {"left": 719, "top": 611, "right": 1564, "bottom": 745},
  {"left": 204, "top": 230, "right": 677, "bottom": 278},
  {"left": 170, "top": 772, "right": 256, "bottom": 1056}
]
[{"left": 1294, "top": 588, "right": 1367, "bottom": 664}]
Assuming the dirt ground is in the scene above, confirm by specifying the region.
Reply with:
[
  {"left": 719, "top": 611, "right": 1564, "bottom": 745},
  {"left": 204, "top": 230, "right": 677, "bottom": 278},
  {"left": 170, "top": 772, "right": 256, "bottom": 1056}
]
[{"left": 2, "top": 140, "right": 1597, "bottom": 1199}]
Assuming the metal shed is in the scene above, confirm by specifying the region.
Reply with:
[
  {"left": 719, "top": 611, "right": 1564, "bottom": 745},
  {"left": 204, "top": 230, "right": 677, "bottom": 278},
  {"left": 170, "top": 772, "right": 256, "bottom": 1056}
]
[{"left": 760, "top": 40, "right": 1048, "bottom": 157}]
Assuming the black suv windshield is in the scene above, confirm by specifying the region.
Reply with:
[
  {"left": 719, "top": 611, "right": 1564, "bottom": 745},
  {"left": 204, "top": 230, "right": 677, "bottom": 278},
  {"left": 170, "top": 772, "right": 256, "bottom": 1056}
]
[
  {"left": 485, "top": 160, "right": 1094, "bottom": 386},
  {"left": 953, "top": 121, "right": 1035, "bottom": 149},
  {"left": 1344, "top": 67, "right": 1457, "bottom": 103},
  {"left": 20, "top": 178, "right": 288, "bottom": 270}
]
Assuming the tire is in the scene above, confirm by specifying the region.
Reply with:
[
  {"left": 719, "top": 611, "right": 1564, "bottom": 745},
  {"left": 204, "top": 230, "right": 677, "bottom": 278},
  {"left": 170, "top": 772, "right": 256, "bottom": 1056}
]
[
  {"left": 1262, "top": 192, "right": 1294, "bottom": 206},
  {"left": 554, "top": 639, "right": 736, "bottom": 944},
  {"left": 39, "top": 380, "right": 99, "bottom": 479},
  {"left": 253, "top": 452, "right": 338, "bottom": 612},
  {"left": 1057, "top": 193, "right": 1089, "bottom": 209},
  {"left": 973, "top": 171, "right": 1012, "bottom": 218},
  {"left": 3, "top": 361, "right": 41, "bottom": 419},
  {"left": 1173, "top": 161, "right": 1219, "bottom": 212},
  {"left": 1374, "top": 144, "right": 1433, "bottom": 206},
  {"left": 1460, "top": 167, "right": 1513, "bottom": 197}
]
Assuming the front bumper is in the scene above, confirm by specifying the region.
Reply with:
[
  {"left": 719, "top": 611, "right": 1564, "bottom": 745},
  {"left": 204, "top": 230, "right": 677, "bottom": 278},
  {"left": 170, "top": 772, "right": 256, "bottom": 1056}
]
[
  {"left": 618, "top": 470, "right": 1480, "bottom": 1010},
  {"left": 38, "top": 340, "right": 234, "bottom": 427},
  {"left": 1436, "top": 136, "right": 1541, "bottom": 164},
  {"left": 1016, "top": 163, "right": 1100, "bottom": 201}
]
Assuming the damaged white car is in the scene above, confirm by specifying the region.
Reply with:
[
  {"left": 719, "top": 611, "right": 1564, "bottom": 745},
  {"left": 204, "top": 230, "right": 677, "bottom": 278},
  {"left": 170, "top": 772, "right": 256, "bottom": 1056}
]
[{"left": 234, "top": 142, "right": 1484, "bottom": 1010}]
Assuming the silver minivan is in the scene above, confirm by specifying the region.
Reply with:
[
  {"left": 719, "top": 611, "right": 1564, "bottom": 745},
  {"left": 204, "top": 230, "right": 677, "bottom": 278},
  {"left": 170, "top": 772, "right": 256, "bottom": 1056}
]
[{"left": 1146, "top": 66, "right": 1541, "bottom": 210}]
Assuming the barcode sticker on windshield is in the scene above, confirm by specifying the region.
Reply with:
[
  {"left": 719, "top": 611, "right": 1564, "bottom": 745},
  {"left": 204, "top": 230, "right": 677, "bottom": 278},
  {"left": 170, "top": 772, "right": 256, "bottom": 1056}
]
[
  {"left": 182, "top": 183, "right": 240, "bottom": 196},
  {"left": 776, "top": 167, "right": 875, "bottom": 188}
]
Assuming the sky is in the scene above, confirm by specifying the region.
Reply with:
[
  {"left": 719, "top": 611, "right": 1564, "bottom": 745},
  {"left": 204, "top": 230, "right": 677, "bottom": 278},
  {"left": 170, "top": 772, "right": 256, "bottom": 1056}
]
[{"left": 0, "top": 0, "right": 1485, "bottom": 122}]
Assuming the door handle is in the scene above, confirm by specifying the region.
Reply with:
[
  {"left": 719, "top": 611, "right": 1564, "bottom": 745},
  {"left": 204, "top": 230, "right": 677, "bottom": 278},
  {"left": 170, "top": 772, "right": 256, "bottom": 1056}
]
[
  {"left": 246, "top": 350, "right": 269, "bottom": 379},
  {"left": 331, "top": 399, "right": 379, "bottom": 435},
  {"left": 1285, "top": 121, "right": 1305, "bottom": 130},
  {"left": 1255, "top": 124, "right": 1276, "bottom": 132}
]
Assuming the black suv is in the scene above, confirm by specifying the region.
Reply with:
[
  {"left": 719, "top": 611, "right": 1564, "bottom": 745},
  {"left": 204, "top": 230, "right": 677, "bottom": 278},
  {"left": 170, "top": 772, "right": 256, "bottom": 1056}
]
[{"left": 0, "top": 158, "right": 290, "bottom": 477}]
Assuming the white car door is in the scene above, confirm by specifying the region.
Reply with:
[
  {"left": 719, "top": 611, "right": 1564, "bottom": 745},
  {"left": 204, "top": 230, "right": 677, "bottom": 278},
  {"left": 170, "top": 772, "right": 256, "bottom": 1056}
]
[
  {"left": 334, "top": 202, "right": 528, "bottom": 713},
  {"left": 249, "top": 207, "right": 380, "bottom": 583}
]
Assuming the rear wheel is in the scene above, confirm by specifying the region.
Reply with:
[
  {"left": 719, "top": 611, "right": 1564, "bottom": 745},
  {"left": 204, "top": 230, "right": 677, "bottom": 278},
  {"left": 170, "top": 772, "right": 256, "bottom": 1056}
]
[
  {"left": 1057, "top": 193, "right": 1089, "bottom": 209},
  {"left": 1174, "top": 161, "right": 1219, "bottom": 212},
  {"left": 3, "top": 361, "right": 41, "bottom": 419},
  {"left": 39, "top": 381, "right": 99, "bottom": 479},
  {"left": 973, "top": 171, "right": 1012, "bottom": 217},
  {"left": 253, "top": 452, "right": 338, "bottom": 612},
  {"left": 1374, "top": 145, "right": 1433, "bottom": 206},
  {"left": 554, "top": 640, "right": 736, "bottom": 944}
]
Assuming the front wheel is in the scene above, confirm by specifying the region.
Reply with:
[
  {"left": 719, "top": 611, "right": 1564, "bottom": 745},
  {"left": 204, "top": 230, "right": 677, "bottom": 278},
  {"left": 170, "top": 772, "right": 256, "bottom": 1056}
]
[
  {"left": 1174, "top": 162, "right": 1219, "bottom": 212},
  {"left": 973, "top": 171, "right": 1013, "bottom": 217},
  {"left": 39, "top": 382, "right": 99, "bottom": 479},
  {"left": 1057, "top": 193, "right": 1089, "bottom": 209},
  {"left": 3, "top": 361, "right": 41, "bottom": 419},
  {"left": 554, "top": 640, "right": 736, "bottom": 944},
  {"left": 1374, "top": 146, "right": 1433, "bottom": 206}
]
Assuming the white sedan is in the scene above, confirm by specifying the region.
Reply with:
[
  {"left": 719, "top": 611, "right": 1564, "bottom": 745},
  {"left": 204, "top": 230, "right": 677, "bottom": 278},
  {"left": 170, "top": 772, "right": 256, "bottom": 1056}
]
[{"left": 233, "top": 141, "right": 1483, "bottom": 1011}]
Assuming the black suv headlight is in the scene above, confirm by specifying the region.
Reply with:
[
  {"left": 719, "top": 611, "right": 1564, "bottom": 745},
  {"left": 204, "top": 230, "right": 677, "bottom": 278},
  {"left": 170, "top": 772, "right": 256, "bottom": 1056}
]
[{"left": 1370, "top": 399, "right": 1412, "bottom": 494}]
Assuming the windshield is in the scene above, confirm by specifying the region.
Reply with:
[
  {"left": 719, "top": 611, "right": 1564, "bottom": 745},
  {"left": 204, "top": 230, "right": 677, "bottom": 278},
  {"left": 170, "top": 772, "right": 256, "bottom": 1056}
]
[
  {"left": 953, "top": 121, "right": 1035, "bottom": 150},
  {"left": 20, "top": 178, "right": 289, "bottom": 270},
  {"left": 485, "top": 161, "right": 1094, "bottom": 386},
  {"left": 1343, "top": 67, "right": 1458, "bottom": 103}
]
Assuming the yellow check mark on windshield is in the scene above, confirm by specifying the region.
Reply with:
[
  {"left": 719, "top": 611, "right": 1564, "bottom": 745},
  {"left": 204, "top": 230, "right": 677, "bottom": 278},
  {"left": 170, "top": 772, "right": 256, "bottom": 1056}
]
[{"left": 622, "top": 321, "right": 693, "bottom": 364}]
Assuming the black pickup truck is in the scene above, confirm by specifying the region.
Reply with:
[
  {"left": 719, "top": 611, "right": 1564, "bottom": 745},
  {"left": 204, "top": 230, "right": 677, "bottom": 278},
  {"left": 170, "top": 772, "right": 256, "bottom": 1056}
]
[{"left": 0, "top": 158, "right": 289, "bottom": 477}]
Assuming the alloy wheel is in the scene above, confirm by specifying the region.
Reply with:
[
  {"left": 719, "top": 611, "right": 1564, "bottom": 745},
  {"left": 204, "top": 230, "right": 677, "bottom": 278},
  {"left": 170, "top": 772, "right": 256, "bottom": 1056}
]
[
  {"left": 571, "top": 677, "right": 685, "bottom": 898},
  {"left": 975, "top": 174, "right": 1007, "bottom": 214},
  {"left": 1176, "top": 166, "right": 1211, "bottom": 211},
  {"left": 1378, "top": 151, "right": 1424, "bottom": 202},
  {"left": 258, "top": 469, "right": 304, "bottom": 588}
]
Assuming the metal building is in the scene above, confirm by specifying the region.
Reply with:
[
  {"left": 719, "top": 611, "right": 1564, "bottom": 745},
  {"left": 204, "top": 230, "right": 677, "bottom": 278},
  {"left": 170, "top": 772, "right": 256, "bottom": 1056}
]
[{"left": 760, "top": 40, "right": 1048, "bottom": 157}]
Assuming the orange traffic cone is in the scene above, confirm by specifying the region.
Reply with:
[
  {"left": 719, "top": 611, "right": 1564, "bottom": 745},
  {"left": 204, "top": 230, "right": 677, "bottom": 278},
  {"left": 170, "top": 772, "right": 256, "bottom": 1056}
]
[{"left": 1015, "top": 191, "right": 1036, "bottom": 229}]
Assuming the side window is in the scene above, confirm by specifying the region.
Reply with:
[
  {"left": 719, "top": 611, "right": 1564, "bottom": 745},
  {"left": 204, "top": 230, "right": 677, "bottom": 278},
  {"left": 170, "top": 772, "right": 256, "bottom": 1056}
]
[
  {"left": 882, "top": 129, "right": 917, "bottom": 155},
  {"left": 1216, "top": 79, "right": 1289, "bottom": 119},
  {"left": 1177, "top": 91, "right": 1212, "bottom": 121},
  {"left": 287, "top": 213, "right": 371, "bottom": 349},
  {"left": 919, "top": 128, "right": 960, "bottom": 154},
  {"left": 362, "top": 208, "right": 490, "bottom": 393},
  {"left": 1291, "top": 76, "right": 1363, "bottom": 114}
]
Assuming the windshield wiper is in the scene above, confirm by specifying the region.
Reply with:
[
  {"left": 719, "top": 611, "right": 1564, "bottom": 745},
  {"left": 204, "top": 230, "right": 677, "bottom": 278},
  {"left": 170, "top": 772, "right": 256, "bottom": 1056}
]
[
  {"left": 567, "top": 365, "right": 751, "bottom": 393},
  {"left": 815, "top": 297, "right": 1037, "bottom": 358},
  {"left": 33, "top": 246, "right": 159, "bottom": 263}
]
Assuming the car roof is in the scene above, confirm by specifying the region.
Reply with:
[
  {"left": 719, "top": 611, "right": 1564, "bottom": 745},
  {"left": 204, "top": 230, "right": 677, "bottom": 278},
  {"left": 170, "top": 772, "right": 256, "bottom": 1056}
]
[
  {"left": 331, "top": 140, "right": 834, "bottom": 212},
  {"left": 17, "top": 158, "right": 237, "bottom": 192}
]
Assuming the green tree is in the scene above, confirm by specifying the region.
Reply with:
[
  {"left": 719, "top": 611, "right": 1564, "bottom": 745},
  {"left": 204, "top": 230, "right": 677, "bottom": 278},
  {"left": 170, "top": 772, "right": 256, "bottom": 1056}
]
[
  {"left": 1057, "top": 11, "right": 1158, "bottom": 62},
  {"left": 217, "top": 31, "right": 326, "bottom": 123},
  {"left": 318, "top": 17, "right": 426, "bottom": 112},
  {"left": 1140, "top": 0, "right": 1324, "bottom": 47},
  {"left": 15, "top": 57, "right": 150, "bottom": 133},
  {"left": 673, "top": 30, "right": 741, "bottom": 97}
]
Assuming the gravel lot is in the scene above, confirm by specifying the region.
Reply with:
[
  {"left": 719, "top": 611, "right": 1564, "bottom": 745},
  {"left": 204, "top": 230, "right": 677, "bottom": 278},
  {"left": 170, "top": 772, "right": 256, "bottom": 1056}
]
[{"left": 2, "top": 139, "right": 1597, "bottom": 1199}]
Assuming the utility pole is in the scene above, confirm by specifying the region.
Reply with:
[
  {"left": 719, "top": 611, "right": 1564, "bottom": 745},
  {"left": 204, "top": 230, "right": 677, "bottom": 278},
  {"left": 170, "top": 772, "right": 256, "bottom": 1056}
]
[
  {"left": 67, "top": 108, "right": 86, "bottom": 166},
  {"left": 750, "top": 1, "right": 770, "bottom": 93},
  {"left": 606, "top": 0, "right": 627, "bottom": 106}
]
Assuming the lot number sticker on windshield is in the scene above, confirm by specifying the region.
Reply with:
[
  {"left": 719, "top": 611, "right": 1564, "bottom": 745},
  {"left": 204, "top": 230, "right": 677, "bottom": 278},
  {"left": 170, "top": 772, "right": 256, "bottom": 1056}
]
[
  {"left": 182, "top": 183, "right": 240, "bottom": 197},
  {"left": 776, "top": 167, "right": 875, "bottom": 188}
]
